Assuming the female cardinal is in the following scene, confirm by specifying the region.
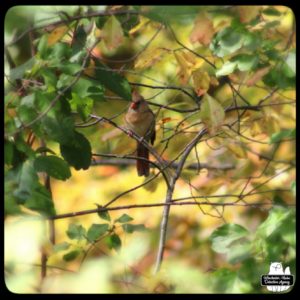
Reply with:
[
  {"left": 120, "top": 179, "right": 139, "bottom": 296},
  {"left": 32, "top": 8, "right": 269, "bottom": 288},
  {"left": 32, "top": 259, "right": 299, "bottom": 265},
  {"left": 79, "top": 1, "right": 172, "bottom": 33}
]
[{"left": 125, "top": 90, "right": 155, "bottom": 177}]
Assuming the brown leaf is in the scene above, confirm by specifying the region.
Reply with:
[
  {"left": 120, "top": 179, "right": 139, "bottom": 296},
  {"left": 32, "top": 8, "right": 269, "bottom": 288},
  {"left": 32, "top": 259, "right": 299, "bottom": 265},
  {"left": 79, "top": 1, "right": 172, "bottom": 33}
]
[
  {"left": 190, "top": 13, "right": 214, "bottom": 46},
  {"left": 236, "top": 6, "right": 261, "bottom": 23}
]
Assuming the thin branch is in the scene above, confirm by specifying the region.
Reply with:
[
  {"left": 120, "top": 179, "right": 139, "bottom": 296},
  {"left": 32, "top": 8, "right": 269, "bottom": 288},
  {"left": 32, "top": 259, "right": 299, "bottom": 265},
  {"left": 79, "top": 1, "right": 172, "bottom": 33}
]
[
  {"left": 129, "top": 81, "right": 197, "bottom": 102},
  {"left": 49, "top": 200, "right": 294, "bottom": 221},
  {"left": 154, "top": 127, "right": 207, "bottom": 273},
  {"left": 91, "top": 156, "right": 235, "bottom": 171},
  {"left": 6, "top": 10, "right": 140, "bottom": 47}
]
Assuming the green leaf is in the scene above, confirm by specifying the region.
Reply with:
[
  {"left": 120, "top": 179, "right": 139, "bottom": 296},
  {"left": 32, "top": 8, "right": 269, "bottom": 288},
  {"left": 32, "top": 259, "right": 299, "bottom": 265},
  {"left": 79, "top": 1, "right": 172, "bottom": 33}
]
[
  {"left": 59, "top": 62, "right": 82, "bottom": 75},
  {"left": 255, "top": 207, "right": 291, "bottom": 238},
  {"left": 49, "top": 42, "right": 72, "bottom": 60},
  {"left": 93, "top": 60, "right": 131, "bottom": 100},
  {"left": 122, "top": 224, "right": 147, "bottom": 234},
  {"left": 69, "top": 93, "right": 93, "bottom": 121},
  {"left": 282, "top": 51, "right": 295, "bottom": 78},
  {"left": 42, "top": 116, "right": 75, "bottom": 144},
  {"left": 38, "top": 35, "right": 49, "bottom": 59},
  {"left": 39, "top": 68, "right": 57, "bottom": 91},
  {"left": 54, "top": 242, "right": 70, "bottom": 252},
  {"left": 200, "top": 94, "right": 225, "bottom": 131},
  {"left": 63, "top": 249, "right": 81, "bottom": 261},
  {"left": 66, "top": 223, "right": 86, "bottom": 240},
  {"left": 115, "top": 213, "right": 134, "bottom": 223},
  {"left": 9, "top": 57, "right": 36, "bottom": 81},
  {"left": 60, "top": 131, "right": 92, "bottom": 170},
  {"left": 232, "top": 54, "right": 259, "bottom": 72},
  {"left": 273, "top": 195, "right": 286, "bottom": 206},
  {"left": 262, "top": 7, "right": 282, "bottom": 16},
  {"left": 56, "top": 74, "right": 74, "bottom": 90},
  {"left": 210, "top": 224, "right": 249, "bottom": 254},
  {"left": 95, "top": 16, "right": 110, "bottom": 29},
  {"left": 24, "top": 184, "right": 55, "bottom": 216},
  {"left": 5, "top": 140, "right": 14, "bottom": 165},
  {"left": 144, "top": 6, "right": 199, "bottom": 24},
  {"left": 270, "top": 129, "right": 295, "bottom": 143},
  {"left": 291, "top": 181, "right": 296, "bottom": 196},
  {"left": 86, "top": 224, "right": 109, "bottom": 242},
  {"left": 216, "top": 61, "right": 237, "bottom": 76},
  {"left": 210, "top": 27, "right": 244, "bottom": 57},
  {"left": 35, "top": 146, "right": 56, "bottom": 155},
  {"left": 97, "top": 206, "right": 111, "bottom": 222},
  {"left": 227, "top": 242, "right": 252, "bottom": 264},
  {"left": 13, "top": 160, "right": 39, "bottom": 203},
  {"left": 71, "top": 77, "right": 104, "bottom": 100},
  {"left": 106, "top": 234, "right": 122, "bottom": 251},
  {"left": 34, "top": 155, "right": 71, "bottom": 180},
  {"left": 72, "top": 25, "right": 87, "bottom": 55}
]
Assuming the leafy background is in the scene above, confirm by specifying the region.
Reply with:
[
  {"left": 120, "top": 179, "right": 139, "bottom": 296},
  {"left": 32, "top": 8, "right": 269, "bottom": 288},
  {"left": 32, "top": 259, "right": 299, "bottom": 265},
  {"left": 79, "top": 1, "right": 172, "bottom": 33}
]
[{"left": 4, "top": 5, "right": 295, "bottom": 293}]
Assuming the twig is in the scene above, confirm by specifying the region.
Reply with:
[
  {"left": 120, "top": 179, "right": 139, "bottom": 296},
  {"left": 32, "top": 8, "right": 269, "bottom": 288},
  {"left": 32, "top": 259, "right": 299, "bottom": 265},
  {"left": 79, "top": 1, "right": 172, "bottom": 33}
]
[{"left": 48, "top": 199, "right": 294, "bottom": 221}]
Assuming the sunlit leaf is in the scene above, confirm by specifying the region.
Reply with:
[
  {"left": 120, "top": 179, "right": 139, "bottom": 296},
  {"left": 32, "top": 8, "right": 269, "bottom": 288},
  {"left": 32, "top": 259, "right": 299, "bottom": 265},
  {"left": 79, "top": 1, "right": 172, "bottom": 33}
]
[
  {"left": 101, "top": 16, "right": 124, "bottom": 50},
  {"left": 216, "top": 61, "right": 237, "bottom": 77},
  {"left": 226, "top": 143, "right": 248, "bottom": 159},
  {"left": 134, "top": 48, "right": 166, "bottom": 69},
  {"left": 192, "top": 69, "right": 210, "bottom": 96},
  {"left": 200, "top": 94, "right": 225, "bottom": 132},
  {"left": 270, "top": 129, "right": 295, "bottom": 143},
  {"left": 47, "top": 26, "right": 69, "bottom": 46},
  {"left": 174, "top": 52, "right": 191, "bottom": 84}
]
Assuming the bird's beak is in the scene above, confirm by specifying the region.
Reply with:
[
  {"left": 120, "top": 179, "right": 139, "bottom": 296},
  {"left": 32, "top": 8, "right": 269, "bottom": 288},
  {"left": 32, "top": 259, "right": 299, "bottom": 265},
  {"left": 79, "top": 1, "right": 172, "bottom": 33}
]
[{"left": 130, "top": 102, "right": 138, "bottom": 110}]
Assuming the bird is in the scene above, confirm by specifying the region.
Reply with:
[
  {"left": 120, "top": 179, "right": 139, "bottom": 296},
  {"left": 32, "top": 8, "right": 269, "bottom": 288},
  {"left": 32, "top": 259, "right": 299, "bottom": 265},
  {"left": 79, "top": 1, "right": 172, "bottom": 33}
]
[{"left": 125, "top": 90, "right": 156, "bottom": 177}]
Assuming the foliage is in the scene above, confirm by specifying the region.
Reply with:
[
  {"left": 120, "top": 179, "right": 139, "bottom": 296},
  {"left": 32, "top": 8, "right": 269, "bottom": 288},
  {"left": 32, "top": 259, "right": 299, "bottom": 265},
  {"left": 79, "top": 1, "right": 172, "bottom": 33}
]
[{"left": 4, "top": 5, "right": 295, "bottom": 294}]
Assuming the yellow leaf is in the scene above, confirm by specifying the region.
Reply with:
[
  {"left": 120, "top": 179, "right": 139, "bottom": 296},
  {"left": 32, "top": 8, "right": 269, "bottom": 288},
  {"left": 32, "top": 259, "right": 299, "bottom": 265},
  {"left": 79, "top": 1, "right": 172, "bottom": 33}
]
[
  {"left": 200, "top": 94, "right": 225, "bottom": 133},
  {"left": 192, "top": 70, "right": 210, "bottom": 96},
  {"left": 47, "top": 26, "right": 69, "bottom": 46},
  {"left": 134, "top": 48, "right": 166, "bottom": 69},
  {"left": 226, "top": 143, "right": 248, "bottom": 159},
  {"left": 174, "top": 52, "right": 191, "bottom": 84},
  {"left": 101, "top": 16, "right": 124, "bottom": 50},
  {"left": 181, "top": 51, "right": 196, "bottom": 65},
  {"left": 189, "top": 13, "right": 214, "bottom": 46},
  {"left": 129, "top": 16, "right": 148, "bottom": 35}
]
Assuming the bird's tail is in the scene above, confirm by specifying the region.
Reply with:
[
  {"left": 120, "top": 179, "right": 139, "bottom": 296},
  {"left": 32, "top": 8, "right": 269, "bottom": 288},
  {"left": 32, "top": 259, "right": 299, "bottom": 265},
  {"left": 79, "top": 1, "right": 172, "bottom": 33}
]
[{"left": 137, "top": 143, "right": 149, "bottom": 177}]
